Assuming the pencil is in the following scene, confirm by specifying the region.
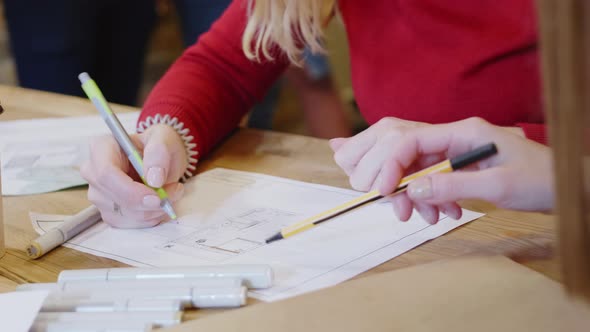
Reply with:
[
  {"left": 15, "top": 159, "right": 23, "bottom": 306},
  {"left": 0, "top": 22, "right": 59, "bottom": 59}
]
[
  {"left": 265, "top": 143, "right": 498, "bottom": 244},
  {"left": 78, "top": 72, "right": 177, "bottom": 220}
]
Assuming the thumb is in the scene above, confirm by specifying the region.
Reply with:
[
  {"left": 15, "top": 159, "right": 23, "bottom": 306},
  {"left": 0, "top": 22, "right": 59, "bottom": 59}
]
[
  {"left": 406, "top": 169, "right": 504, "bottom": 205},
  {"left": 141, "top": 125, "right": 187, "bottom": 187}
]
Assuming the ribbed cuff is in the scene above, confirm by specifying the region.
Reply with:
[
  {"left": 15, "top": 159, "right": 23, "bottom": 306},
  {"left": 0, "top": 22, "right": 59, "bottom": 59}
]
[{"left": 137, "top": 113, "right": 199, "bottom": 182}]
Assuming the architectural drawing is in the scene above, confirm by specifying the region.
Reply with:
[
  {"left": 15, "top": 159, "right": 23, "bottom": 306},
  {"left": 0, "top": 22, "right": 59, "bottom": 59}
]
[
  {"left": 156, "top": 208, "right": 299, "bottom": 262},
  {"left": 29, "top": 168, "right": 484, "bottom": 302}
]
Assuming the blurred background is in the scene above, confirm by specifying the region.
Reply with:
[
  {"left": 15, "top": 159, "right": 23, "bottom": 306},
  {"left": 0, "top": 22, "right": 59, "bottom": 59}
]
[{"left": 0, "top": 1, "right": 367, "bottom": 137}]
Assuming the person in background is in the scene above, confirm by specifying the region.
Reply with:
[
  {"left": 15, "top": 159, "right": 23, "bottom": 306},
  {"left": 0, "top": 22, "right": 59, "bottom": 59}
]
[
  {"left": 81, "top": 0, "right": 547, "bottom": 228},
  {"left": 3, "top": 0, "right": 156, "bottom": 106},
  {"left": 171, "top": 0, "right": 350, "bottom": 138}
]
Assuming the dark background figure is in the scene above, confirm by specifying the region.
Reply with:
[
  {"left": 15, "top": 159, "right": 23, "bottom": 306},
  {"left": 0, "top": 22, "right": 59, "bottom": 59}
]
[{"left": 4, "top": 0, "right": 156, "bottom": 106}]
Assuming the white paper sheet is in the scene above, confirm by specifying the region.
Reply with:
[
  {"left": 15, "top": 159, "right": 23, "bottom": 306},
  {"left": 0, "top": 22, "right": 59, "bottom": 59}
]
[
  {"left": 0, "top": 291, "right": 48, "bottom": 332},
  {"left": 30, "top": 168, "right": 484, "bottom": 302},
  {"left": 0, "top": 112, "right": 139, "bottom": 195}
]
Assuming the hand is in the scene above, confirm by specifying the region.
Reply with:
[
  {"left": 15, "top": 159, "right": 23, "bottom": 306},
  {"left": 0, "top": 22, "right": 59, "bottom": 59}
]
[
  {"left": 374, "top": 118, "right": 553, "bottom": 223},
  {"left": 80, "top": 124, "right": 188, "bottom": 228},
  {"left": 330, "top": 117, "right": 427, "bottom": 192}
]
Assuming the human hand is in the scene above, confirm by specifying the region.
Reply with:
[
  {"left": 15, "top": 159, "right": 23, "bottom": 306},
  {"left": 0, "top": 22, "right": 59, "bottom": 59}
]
[
  {"left": 80, "top": 124, "right": 188, "bottom": 228},
  {"left": 370, "top": 118, "right": 553, "bottom": 223},
  {"left": 329, "top": 117, "right": 427, "bottom": 191}
]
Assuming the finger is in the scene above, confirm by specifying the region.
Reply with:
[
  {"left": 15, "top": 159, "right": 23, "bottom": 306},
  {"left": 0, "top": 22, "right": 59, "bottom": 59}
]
[
  {"left": 376, "top": 119, "right": 495, "bottom": 195},
  {"left": 95, "top": 164, "right": 163, "bottom": 210},
  {"left": 88, "top": 135, "right": 129, "bottom": 172},
  {"left": 86, "top": 135, "right": 156, "bottom": 209},
  {"left": 414, "top": 202, "right": 439, "bottom": 225},
  {"left": 388, "top": 193, "right": 414, "bottom": 222},
  {"left": 100, "top": 210, "right": 164, "bottom": 229},
  {"left": 163, "top": 182, "right": 185, "bottom": 202},
  {"left": 88, "top": 186, "right": 167, "bottom": 220},
  {"left": 377, "top": 157, "right": 405, "bottom": 196},
  {"left": 438, "top": 202, "right": 462, "bottom": 220},
  {"left": 349, "top": 138, "right": 392, "bottom": 192},
  {"left": 329, "top": 138, "right": 348, "bottom": 152},
  {"left": 141, "top": 125, "right": 189, "bottom": 187},
  {"left": 333, "top": 128, "right": 379, "bottom": 175},
  {"left": 406, "top": 169, "right": 507, "bottom": 205},
  {"left": 391, "top": 118, "right": 502, "bottom": 170}
]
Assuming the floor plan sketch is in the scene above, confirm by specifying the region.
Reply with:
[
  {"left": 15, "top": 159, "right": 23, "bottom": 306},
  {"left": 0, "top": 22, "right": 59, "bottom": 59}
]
[
  {"left": 157, "top": 208, "right": 299, "bottom": 262},
  {"left": 29, "top": 168, "right": 484, "bottom": 302}
]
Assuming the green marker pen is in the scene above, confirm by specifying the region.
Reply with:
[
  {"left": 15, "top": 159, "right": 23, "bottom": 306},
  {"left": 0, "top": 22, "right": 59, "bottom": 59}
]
[{"left": 78, "top": 72, "right": 177, "bottom": 220}]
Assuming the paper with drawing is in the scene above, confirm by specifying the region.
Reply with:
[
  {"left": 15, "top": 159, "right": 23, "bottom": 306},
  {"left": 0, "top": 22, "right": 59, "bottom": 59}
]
[
  {"left": 30, "top": 168, "right": 484, "bottom": 302},
  {"left": 0, "top": 112, "right": 139, "bottom": 195}
]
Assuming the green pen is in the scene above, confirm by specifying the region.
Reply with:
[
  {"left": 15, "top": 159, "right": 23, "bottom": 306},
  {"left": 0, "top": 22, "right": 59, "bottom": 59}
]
[{"left": 78, "top": 72, "right": 177, "bottom": 220}]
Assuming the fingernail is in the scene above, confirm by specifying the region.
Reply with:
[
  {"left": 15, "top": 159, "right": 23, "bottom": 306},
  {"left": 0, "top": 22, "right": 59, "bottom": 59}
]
[
  {"left": 143, "top": 195, "right": 161, "bottom": 208},
  {"left": 408, "top": 177, "right": 433, "bottom": 200},
  {"left": 147, "top": 167, "right": 165, "bottom": 187}
]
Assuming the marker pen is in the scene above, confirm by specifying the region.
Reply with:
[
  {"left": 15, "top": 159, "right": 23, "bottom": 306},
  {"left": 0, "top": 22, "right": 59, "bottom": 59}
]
[
  {"left": 41, "top": 298, "right": 183, "bottom": 313},
  {"left": 30, "top": 321, "right": 155, "bottom": 332},
  {"left": 45, "top": 285, "right": 247, "bottom": 308},
  {"left": 17, "top": 277, "right": 242, "bottom": 292},
  {"left": 35, "top": 311, "right": 182, "bottom": 327},
  {"left": 58, "top": 265, "right": 273, "bottom": 289}
]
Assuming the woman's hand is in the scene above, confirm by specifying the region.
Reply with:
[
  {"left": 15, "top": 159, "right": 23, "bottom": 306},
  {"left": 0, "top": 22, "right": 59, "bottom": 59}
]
[
  {"left": 80, "top": 124, "right": 188, "bottom": 228},
  {"left": 330, "top": 117, "right": 427, "bottom": 191},
  {"left": 330, "top": 117, "right": 554, "bottom": 224}
]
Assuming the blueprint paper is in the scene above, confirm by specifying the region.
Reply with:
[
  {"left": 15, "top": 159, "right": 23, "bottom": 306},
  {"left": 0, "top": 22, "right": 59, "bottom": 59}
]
[{"left": 30, "top": 168, "right": 484, "bottom": 301}]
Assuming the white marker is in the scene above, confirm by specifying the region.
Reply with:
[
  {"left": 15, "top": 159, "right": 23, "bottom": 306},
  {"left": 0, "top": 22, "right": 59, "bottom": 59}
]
[
  {"left": 41, "top": 298, "right": 183, "bottom": 313},
  {"left": 26, "top": 205, "right": 101, "bottom": 259},
  {"left": 30, "top": 321, "right": 155, "bottom": 332},
  {"left": 17, "top": 277, "right": 242, "bottom": 292},
  {"left": 58, "top": 265, "right": 273, "bottom": 288},
  {"left": 35, "top": 311, "right": 182, "bottom": 327},
  {"left": 45, "top": 286, "right": 247, "bottom": 308}
]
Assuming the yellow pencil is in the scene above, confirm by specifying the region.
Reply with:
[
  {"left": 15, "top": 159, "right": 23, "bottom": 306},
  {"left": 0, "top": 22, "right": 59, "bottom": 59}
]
[{"left": 265, "top": 143, "right": 498, "bottom": 243}]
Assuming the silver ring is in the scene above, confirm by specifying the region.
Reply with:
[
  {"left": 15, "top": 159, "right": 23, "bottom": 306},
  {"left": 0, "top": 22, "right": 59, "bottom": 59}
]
[{"left": 113, "top": 202, "right": 122, "bottom": 216}]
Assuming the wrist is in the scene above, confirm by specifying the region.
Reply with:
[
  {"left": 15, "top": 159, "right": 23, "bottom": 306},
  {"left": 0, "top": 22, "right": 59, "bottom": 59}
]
[{"left": 137, "top": 114, "right": 198, "bottom": 182}]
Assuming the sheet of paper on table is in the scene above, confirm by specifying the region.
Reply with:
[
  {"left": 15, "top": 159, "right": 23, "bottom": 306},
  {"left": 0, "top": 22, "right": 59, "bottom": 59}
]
[
  {"left": 0, "top": 112, "right": 139, "bottom": 196},
  {"left": 0, "top": 291, "right": 48, "bottom": 332},
  {"left": 30, "top": 168, "right": 484, "bottom": 302}
]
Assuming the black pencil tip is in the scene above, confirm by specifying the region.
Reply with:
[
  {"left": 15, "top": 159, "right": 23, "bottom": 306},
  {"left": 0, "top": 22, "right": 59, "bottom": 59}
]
[{"left": 265, "top": 232, "right": 283, "bottom": 244}]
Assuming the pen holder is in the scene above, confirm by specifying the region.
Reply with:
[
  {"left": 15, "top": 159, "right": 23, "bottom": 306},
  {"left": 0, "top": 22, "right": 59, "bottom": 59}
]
[{"left": 0, "top": 154, "right": 5, "bottom": 259}]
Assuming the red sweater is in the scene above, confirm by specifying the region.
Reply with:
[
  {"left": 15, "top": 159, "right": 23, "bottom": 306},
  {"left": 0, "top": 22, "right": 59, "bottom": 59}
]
[{"left": 140, "top": 0, "right": 544, "bottom": 168}]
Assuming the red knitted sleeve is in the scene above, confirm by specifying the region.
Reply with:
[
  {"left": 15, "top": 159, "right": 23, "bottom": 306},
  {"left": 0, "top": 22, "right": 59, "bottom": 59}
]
[
  {"left": 137, "top": 0, "right": 289, "bottom": 179},
  {"left": 517, "top": 123, "right": 547, "bottom": 145}
]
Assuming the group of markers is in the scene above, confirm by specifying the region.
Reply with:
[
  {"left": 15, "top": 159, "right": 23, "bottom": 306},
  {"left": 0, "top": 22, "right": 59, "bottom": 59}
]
[{"left": 19, "top": 264, "right": 273, "bottom": 332}]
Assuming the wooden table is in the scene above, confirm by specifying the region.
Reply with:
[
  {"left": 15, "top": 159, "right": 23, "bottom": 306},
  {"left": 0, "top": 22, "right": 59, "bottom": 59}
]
[{"left": 0, "top": 85, "right": 560, "bottom": 318}]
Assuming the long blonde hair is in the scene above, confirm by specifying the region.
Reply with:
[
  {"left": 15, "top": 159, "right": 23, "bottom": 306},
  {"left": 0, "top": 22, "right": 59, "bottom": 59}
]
[{"left": 242, "top": 0, "right": 335, "bottom": 63}]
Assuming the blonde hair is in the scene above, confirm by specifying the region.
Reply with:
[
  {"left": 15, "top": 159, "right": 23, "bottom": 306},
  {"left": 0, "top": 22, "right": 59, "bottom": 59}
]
[{"left": 242, "top": 0, "right": 334, "bottom": 64}]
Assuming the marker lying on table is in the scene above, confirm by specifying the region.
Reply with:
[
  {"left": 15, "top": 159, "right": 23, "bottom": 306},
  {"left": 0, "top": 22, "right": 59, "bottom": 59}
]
[
  {"left": 27, "top": 205, "right": 102, "bottom": 259},
  {"left": 57, "top": 264, "right": 273, "bottom": 289},
  {"left": 78, "top": 72, "right": 177, "bottom": 220},
  {"left": 265, "top": 143, "right": 498, "bottom": 244},
  {"left": 44, "top": 286, "right": 247, "bottom": 308}
]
